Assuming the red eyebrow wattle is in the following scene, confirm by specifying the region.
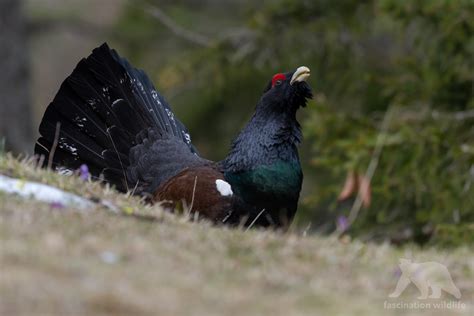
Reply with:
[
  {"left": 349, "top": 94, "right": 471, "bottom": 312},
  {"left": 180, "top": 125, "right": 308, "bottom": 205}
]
[{"left": 271, "top": 73, "right": 286, "bottom": 87}]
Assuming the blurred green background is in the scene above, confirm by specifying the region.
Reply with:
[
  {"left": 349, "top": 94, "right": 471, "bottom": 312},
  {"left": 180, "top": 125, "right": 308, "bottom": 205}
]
[{"left": 1, "top": 0, "right": 473, "bottom": 246}]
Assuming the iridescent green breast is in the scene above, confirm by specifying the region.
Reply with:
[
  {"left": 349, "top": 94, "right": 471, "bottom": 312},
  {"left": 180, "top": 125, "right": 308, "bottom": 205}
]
[{"left": 224, "top": 160, "right": 302, "bottom": 207}]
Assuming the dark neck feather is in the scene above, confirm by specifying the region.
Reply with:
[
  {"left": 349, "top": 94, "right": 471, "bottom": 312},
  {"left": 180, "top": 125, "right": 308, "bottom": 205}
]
[{"left": 223, "top": 110, "right": 301, "bottom": 172}]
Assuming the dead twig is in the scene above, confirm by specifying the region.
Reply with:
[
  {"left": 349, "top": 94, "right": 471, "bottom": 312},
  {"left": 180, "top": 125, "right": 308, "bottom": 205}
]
[
  {"left": 47, "top": 122, "right": 61, "bottom": 170},
  {"left": 107, "top": 128, "right": 129, "bottom": 191},
  {"left": 143, "top": 3, "right": 212, "bottom": 47},
  {"left": 188, "top": 176, "right": 198, "bottom": 214},
  {"left": 245, "top": 209, "right": 266, "bottom": 232},
  {"left": 452, "top": 109, "right": 474, "bottom": 121},
  {"left": 336, "top": 107, "right": 395, "bottom": 236}
]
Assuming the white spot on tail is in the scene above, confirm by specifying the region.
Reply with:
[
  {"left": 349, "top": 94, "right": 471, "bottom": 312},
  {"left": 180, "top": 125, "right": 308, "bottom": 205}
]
[
  {"left": 56, "top": 167, "right": 73, "bottom": 176},
  {"left": 112, "top": 98, "right": 123, "bottom": 107},
  {"left": 215, "top": 179, "right": 233, "bottom": 197},
  {"left": 182, "top": 131, "right": 191, "bottom": 144}
]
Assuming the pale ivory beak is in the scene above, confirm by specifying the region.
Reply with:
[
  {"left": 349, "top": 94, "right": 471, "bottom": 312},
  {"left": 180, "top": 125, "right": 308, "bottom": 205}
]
[{"left": 290, "top": 66, "right": 311, "bottom": 85}]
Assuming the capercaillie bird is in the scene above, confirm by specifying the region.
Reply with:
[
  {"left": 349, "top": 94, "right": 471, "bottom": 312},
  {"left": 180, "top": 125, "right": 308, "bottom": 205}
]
[{"left": 35, "top": 43, "right": 312, "bottom": 228}]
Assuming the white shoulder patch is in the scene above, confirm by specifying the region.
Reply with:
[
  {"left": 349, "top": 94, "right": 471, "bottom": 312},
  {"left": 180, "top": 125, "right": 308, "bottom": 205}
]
[{"left": 215, "top": 179, "right": 233, "bottom": 197}]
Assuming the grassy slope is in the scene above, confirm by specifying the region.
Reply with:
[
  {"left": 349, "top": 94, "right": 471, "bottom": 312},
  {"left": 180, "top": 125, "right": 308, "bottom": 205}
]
[{"left": 0, "top": 155, "right": 473, "bottom": 316}]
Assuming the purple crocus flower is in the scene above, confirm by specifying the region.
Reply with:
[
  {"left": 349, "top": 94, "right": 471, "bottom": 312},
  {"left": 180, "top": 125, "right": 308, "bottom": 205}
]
[
  {"left": 79, "top": 164, "right": 90, "bottom": 181},
  {"left": 50, "top": 201, "right": 65, "bottom": 209},
  {"left": 336, "top": 215, "right": 349, "bottom": 232}
]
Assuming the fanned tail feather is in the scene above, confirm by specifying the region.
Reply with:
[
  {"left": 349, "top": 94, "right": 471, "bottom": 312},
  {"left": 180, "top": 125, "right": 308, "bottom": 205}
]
[{"left": 35, "top": 43, "right": 195, "bottom": 192}]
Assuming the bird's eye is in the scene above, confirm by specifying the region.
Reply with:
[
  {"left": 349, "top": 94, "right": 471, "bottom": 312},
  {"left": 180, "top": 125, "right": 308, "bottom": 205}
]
[{"left": 271, "top": 73, "right": 286, "bottom": 87}]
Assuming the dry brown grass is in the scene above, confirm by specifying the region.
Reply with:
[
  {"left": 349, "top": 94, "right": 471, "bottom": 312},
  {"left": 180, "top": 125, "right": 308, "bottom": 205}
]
[{"left": 1, "top": 154, "right": 473, "bottom": 315}]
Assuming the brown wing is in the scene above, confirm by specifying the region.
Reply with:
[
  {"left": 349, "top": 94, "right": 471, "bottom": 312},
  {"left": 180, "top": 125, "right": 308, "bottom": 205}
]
[{"left": 153, "top": 166, "right": 234, "bottom": 223}]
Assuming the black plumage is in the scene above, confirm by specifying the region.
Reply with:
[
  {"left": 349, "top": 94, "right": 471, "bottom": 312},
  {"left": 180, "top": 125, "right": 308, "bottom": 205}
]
[
  {"left": 36, "top": 43, "right": 200, "bottom": 193},
  {"left": 35, "top": 43, "right": 312, "bottom": 228}
]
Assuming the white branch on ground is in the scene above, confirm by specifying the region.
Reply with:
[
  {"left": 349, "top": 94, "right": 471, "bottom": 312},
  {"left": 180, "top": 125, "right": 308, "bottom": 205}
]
[{"left": 0, "top": 174, "right": 95, "bottom": 210}]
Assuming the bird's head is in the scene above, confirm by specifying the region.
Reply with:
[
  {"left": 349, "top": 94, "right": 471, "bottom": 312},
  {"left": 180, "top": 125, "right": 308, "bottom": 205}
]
[{"left": 258, "top": 66, "right": 313, "bottom": 115}]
